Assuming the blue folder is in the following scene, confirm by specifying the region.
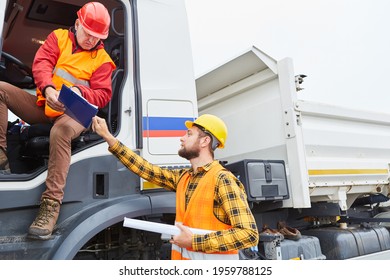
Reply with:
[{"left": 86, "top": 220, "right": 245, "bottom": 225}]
[{"left": 58, "top": 84, "right": 98, "bottom": 128}]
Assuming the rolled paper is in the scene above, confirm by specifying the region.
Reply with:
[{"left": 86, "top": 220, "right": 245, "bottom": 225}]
[{"left": 123, "top": 217, "right": 213, "bottom": 236}]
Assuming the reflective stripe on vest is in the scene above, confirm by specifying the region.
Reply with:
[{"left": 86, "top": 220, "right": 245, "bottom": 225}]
[
  {"left": 53, "top": 67, "right": 90, "bottom": 87},
  {"left": 171, "top": 244, "right": 239, "bottom": 260},
  {"left": 172, "top": 163, "right": 239, "bottom": 260}
]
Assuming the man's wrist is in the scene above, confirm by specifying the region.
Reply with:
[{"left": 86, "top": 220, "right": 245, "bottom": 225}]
[
  {"left": 106, "top": 135, "right": 118, "bottom": 148},
  {"left": 42, "top": 85, "right": 56, "bottom": 98}
]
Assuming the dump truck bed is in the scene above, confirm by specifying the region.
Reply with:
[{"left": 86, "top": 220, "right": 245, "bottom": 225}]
[{"left": 196, "top": 46, "right": 390, "bottom": 211}]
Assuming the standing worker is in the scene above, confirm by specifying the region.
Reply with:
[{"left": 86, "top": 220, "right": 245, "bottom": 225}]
[
  {"left": 92, "top": 114, "right": 259, "bottom": 260},
  {"left": 0, "top": 2, "right": 116, "bottom": 239}
]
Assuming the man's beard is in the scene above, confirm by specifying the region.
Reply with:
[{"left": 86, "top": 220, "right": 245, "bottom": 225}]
[{"left": 178, "top": 145, "right": 200, "bottom": 160}]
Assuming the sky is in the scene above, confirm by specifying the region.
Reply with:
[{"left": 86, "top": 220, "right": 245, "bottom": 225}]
[{"left": 184, "top": 0, "right": 390, "bottom": 114}]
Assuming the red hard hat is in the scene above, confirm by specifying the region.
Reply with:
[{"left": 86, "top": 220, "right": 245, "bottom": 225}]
[{"left": 77, "top": 2, "right": 110, "bottom": 39}]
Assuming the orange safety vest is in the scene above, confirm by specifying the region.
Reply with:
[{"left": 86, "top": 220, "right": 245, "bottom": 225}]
[
  {"left": 36, "top": 29, "right": 115, "bottom": 117},
  {"left": 172, "top": 163, "right": 239, "bottom": 260}
]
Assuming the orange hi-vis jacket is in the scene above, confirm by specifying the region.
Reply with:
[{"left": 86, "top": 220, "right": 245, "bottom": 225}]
[
  {"left": 171, "top": 164, "right": 239, "bottom": 260},
  {"left": 36, "top": 29, "right": 115, "bottom": 117}
]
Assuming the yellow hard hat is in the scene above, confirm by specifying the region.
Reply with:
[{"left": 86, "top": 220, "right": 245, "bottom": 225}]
[{"left": 185, "top": 114, "right": 228, "bottom": 149}]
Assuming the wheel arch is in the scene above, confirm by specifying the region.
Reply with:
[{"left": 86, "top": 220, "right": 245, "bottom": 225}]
[{"left": 51, "top": 196, "right": 152, "bottom": 260}]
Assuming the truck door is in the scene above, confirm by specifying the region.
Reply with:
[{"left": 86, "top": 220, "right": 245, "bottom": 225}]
[{"left": 0, "top": 1, "right": 9, "bottom": 52}]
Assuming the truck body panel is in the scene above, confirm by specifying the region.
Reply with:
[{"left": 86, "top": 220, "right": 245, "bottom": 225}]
[{"left": 196, "top": 46, "right": 390, "bottom": 213}]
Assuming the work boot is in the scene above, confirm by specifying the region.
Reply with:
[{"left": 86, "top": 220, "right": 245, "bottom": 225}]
[
  {"left": 28, "top": 198, "right": 60, "bottom": 240},
  {"left": 0, "top": 147, "right": 10, "bottom": 174},
  {"left": 277, "top": 221, "right": 302, "bottom": 241}
]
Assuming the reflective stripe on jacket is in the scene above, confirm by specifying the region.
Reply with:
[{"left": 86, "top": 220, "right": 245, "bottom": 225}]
[
  {"left": 172, "top": 163, "right": 239, "bottom": 260},
  {"left": 171, "top": 243, "right": 238, "bottom": 260},
  {"left": 36, "top": 29, "right": 115, "bottom": 117}
]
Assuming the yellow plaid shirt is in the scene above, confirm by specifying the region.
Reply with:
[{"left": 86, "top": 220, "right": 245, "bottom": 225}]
[{"left": 109, "top": 141, "right": 259, "bottom": 253}]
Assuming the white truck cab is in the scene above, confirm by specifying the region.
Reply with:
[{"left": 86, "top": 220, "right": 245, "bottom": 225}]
[{"left": 0, "top": 0, "right": 196, "bottom": 260}]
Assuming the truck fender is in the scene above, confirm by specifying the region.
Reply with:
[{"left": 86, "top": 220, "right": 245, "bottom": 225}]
[{"left": 52, "top": 195, "right": 152, "bottom": 260}]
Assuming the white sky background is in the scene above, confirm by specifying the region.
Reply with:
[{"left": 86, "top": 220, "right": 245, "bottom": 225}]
[{"left": 184, "top": 0, "right": 390, "bottom": 113}]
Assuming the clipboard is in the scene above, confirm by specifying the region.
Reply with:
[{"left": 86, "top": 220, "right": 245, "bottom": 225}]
[{"left": 58, "top": 84, "right": 98, "bottom": 128}]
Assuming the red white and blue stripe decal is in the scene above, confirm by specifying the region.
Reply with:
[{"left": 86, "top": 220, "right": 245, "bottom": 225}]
[{"left": 143, "top": 116, "right": 194, "bottom": 137}]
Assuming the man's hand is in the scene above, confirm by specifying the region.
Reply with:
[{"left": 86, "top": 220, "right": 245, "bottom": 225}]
[
  {"left": 70, "top": 86, "right": 82, "bottom": 96},
  {"left": 92, "top": 116, "right": 117, "bottom": 147},
  {"left": 45, "top": 87, "right": 65, "bottom": 112},
  {"left": 70, "top": 87, "right": 83, "bottom": 96},
  {"left": 170, "top": 223, "right": 193, "bottom": 249}
]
